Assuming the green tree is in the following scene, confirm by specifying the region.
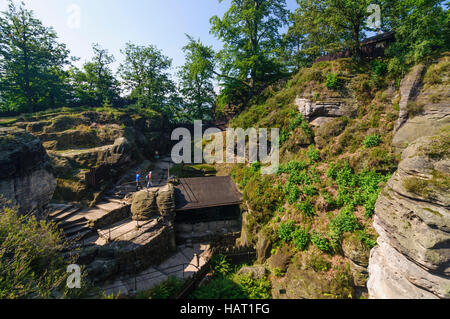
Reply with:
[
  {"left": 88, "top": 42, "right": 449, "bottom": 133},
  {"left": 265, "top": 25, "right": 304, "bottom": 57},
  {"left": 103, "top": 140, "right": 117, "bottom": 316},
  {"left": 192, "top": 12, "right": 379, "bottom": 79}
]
[
  {"left": 178, "top": 35, "right": 216, "bottom": 121},
  {"left": 0, "top": 0, "right": 71, "bottom": 113},
  {"left": 382, "top": 0, "right": 448, "bottom": 66},
  {"left": 119, "top": 42, "right": 178, "bottom": 115},
  {"left": 210, "top": 0, "right": 289, "bottom": 108},
  {"left": 291, "top": 0, "right": 375, "bottom": 60},
  {"left": 287, "top": 0, "right": 334, "bottom": 63},
  {"left": 69, "top": 43, "right": 120, "bottom": 107}
]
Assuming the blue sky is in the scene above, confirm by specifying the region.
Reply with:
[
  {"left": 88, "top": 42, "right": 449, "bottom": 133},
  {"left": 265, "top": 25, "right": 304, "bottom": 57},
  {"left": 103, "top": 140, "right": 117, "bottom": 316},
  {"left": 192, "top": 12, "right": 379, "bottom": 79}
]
[{"left": 0, "top": 0, "right": 299, "bottom": 76}]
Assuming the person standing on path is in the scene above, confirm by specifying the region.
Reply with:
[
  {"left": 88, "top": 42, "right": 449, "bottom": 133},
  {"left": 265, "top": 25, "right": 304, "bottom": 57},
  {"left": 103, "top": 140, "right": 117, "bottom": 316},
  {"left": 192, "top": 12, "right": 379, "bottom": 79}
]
[
  {"left": 147, "top": 171, "right": 153, "bottom": 189},
  {"left": 136, "top": 172, "right": 141, "bottom": 191}
]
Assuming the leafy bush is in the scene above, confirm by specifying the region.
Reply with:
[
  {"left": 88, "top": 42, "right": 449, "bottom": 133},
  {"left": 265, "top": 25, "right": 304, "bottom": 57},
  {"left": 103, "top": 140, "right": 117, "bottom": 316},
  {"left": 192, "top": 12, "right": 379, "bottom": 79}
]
[
  {"left": 280, "top": 111, "right": 313, "bottom": 145},
  {"left": 149, "top": 276, "right": 183, "bottom": 299},
  {"left": 234, "top": 275, "right": 272, "bottom": 299},
  {"left": 358, "top": 230, "right": 377, "bottom": 249},
  {"left": 0, "top": 201, "right": 76, "bottom": 299},
  {"left": 307, "top": 145, "right": 320, "bottom": 162},
  {"left": 325, "top": 73, "right": 342, "bottom": 90},
  {"left": 211, "top": 255, "right": 232, "bottom": 278},
  {"left": 190, "top": 277, "right": 247, "bottom": 299},
  {"left": 327, "top": 162, "right": 389, "bottom": 218},
  {"left": 311, "top": 232, "right": 332, "bottom": 253},
  {"left": 292, "top": 228, "right": 310, "bottom": 251},
  {"left": 363, "top": 134, "right": 381, "bottom": 148},
  {"left": 297, "top": 200, "right": 316, "bottom": 217},
  {"left": 278, "top": 221, "right": 296, "bottom": 243},
  {"left": 286, "top": 183, "right": 301, "bottom": 204},
  {"left": 329, "top": 207, "right": 360, "bottom": 244},
  {"left": 279, "top": 161, "right": 308, "bottom": 175}
]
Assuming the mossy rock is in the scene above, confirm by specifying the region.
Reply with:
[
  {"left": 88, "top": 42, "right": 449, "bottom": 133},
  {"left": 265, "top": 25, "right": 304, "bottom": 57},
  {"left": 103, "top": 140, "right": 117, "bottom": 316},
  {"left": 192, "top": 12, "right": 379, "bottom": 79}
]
[
  {"left": 156, "top": 183, "right": 176, "bottom": 219},
  {"left": 131, "top": 190, "right": 159, "bottom": 221},
  {"left": 342, "top": 233, "right": 371, "bottom": 267},
  {"left": 268, "top": 247, "right": 292, "bottom": 274},
  {"left": 274, "top": 262, "right": 354, "bottom": 299}
]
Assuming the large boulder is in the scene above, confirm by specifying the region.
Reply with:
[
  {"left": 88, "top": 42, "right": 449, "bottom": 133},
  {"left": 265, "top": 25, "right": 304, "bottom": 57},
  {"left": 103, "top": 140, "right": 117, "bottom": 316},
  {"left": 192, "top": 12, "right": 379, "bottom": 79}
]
[
  {"left": 367, "top": 132, "right": 450, "bottom": 299},
  {"left": 131, "top": 189, "right": 159, "bottom": 221},
  {"left": 237, "top": 266, "right": 267, "bottom": 279},
  {"left": 0, "top": 128, "right": 56, "bottom": 219},
  {"left": 156, "top": 183, "right": 176, "bottom": 220}
]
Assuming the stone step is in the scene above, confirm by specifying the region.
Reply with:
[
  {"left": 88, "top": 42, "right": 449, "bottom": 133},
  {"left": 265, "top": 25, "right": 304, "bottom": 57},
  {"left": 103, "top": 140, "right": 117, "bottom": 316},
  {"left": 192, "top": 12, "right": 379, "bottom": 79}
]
[
  {"left": 48, "top": 204, "right": 75, "bottom": 219},
  {"left": 59, "top": 218, "right": 89, "bottom": 232},
  {"left": 63, "top": 236, "right": 98, "bottom": 252},
  {"left": 77, "top": 208, "right": 112, "bottom": 228},
  {"left": 66, "top": 228, "right": 94, "bottom": 243},
  {"left": 52, "top": 206, "right": 83, "bottom": 223},
  {"left": 95, "top": 201, "right": 124, "bottom": 212},
  {"left": 102, "top": 197, "right": 126, "bottom": 204},
  {"left": 65, "top": 224, "right": 91, "bottom": 237}
]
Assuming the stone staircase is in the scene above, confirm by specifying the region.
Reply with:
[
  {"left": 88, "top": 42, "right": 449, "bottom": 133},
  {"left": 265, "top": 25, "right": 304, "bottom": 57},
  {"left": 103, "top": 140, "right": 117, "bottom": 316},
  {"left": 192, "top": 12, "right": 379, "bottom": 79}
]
[
  {"left": 48, "top": 196, "right": 130, "bottom": 246},
  {"left": 47, "top": 155, "right": 206, "bottom": 296}
]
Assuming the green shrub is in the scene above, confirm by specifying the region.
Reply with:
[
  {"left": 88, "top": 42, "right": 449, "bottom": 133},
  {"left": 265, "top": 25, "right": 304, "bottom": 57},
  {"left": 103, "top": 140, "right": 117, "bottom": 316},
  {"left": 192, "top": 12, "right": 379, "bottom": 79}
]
[
  {"left": 234, "top": 275, "right": 272, "bottom": 299},
  {"left": 307, "top": 145, "right": 320, "bottom": 162},
  {"left": 190, "top": 278, "right": 246, "bottom": 299},
  {"left": 329, "top": 207, "right": 360, "bottom": 244},
  {"left": 211, "top": 255, "right": 232, "bottom": 278},
  {"left": 297, "top": 200, "right": 316, "bottom": 217},
  {"left": 286, "top": 184, "right": 301, "bottom": 204},
  {"left": 278, "top": 221, "right": 296, "bottom": 243},
  {"left": 292, "top": 228, "right": 310, "bottom": 251},
  {"left": 303, "top": 185, "right": 318, "bottom": 197},
  {"left": 311, "top": 232, "right": 332, "bottom": 253},
  {"left": 0, "top": 200, "right": 78, "bottom": 299},
  {"left": 325, "top": 73, "right": 342, "bottom": 90},
  {"left": 149, "top": 276, "right": 183, "bottom": 299},
  {"left": 363, "top": 134, "right": 381, "bottom": 148},
  {"left": 358, "top": 230, "right": 377, "bottom": 249}
]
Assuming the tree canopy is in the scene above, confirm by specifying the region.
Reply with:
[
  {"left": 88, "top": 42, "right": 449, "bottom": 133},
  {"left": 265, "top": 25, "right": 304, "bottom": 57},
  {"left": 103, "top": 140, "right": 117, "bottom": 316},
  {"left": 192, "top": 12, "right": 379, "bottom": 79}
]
[
  {"left": 0, "top": 0, "right": 71, "bottom": 113},
  {"left": 178, "top": 35, "right": 216, "bottom": 121},
  {"left": 0, "top": 0, "right": 447, "bottom": 120}
]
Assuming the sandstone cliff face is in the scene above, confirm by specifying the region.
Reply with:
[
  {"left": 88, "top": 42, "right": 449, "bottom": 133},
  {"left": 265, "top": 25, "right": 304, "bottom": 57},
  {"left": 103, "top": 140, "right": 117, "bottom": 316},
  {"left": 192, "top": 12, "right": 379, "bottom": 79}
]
[
  {"left": 11, "top": 111, "right": 170, "bottom": 203},
  {"left": 0, "top": 127, "right": 56, "bottom": 218},
  {"left": 393, "top": 55, "right": 450, "bottom": 153},
  {"left": 368, "top": 132, "right": 450, "bottom": 299}
]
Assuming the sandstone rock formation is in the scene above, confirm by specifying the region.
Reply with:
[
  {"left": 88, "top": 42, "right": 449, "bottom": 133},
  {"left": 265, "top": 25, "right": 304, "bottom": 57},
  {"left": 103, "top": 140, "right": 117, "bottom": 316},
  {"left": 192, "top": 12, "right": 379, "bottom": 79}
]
[
  {"left": 156, "top": 183, "right": 176, "bottom": 220},
  {"left": 295, "top": 96, "right": 352, "bottom": 124},
  {"left": 394, "top": 64, "right": 426, "bottom": 132},
  {"left": 393, "top": 56, "right": 450, "bottom": 153},
  {"left": 0, "top": 127, "right": 56, "bottom": 218},
  {"left": 131, "top": 183, "right": 176, "bottom": 222},
  {"left": 131, "top": 189, "right": 159, "bottom": 221},
  {"left": 342, "top": 233, "right": 370, "bottom": 288},
  {"left": 368, "top": 132, "right": 450, "bottom": 299},
  {"left": 11, "top": 110, "right": 171, "bottom": 203}
]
